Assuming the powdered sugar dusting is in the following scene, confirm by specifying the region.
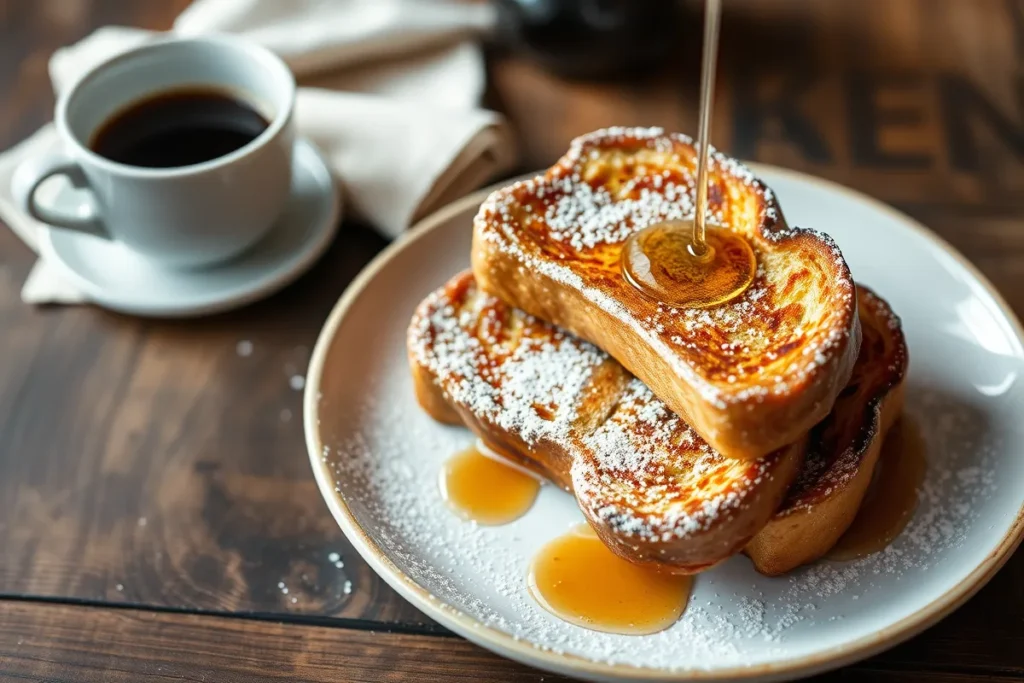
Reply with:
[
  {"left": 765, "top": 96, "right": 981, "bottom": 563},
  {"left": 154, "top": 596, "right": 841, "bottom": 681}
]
[
  {"left": 324, "top": 374, "right": 1007, "bottom": 670},
  {"left": 545, "top": 175, "right": 696, "bottom": 250},
  {"left": 721, "top": 391, "right": 1001, "bottom": 644},
  {"left": 573, "top": 379, "right": 770, "bottom": 541},
  {"left": 309, "top": 139, "right": 1023, "bottom": 672},
  {"left": 410, "top": 275, "right": 773, "bottom": 544},
  {"left": 409, "top": 281, "right": 604, "bottom": 446},
  {"left": 474, "top": 127, "right": 857, "bottom": 412},
  {"left": 393, "top": 276, "right": 1012, "bottom": 668}
]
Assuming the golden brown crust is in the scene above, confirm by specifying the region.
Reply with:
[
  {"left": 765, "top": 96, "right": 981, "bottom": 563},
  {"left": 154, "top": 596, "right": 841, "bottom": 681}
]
[
  {"left": 408, "top": 272, "right": 803, "bottom": 574},
  {"left": 744, "top": 286, "right": 908, "bottom": 575},
  {"left": 472, "top": 127, "right": 860, "bottom": 460}
]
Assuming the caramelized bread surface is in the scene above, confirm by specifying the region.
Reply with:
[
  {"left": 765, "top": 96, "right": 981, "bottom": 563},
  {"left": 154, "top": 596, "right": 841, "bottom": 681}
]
[
  {"left": 408, "top": 272, "right": 804, "bottom": 574},
  {"left": 472, "top": 127, "right": 860, "bottom": 460},
  {"left": 745, "top": 286, "right": 908, "bottom": 575}
]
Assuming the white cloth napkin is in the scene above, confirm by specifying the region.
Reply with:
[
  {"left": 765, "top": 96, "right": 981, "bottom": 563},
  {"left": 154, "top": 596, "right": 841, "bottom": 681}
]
[{"left": 0, "top": 0, "right": 515, "bottom": 305}]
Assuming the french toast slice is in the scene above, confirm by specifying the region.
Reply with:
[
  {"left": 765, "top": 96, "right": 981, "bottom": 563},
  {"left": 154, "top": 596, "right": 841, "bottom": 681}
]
[
  {"left": 745, "top": 286, "right": 908, "bottom": 575},
  {"left": 409, "top": 271, "right": 805, "bottom": 574},
  {"left": 472, "top": 127, "right": 861, "bottom": 461}
]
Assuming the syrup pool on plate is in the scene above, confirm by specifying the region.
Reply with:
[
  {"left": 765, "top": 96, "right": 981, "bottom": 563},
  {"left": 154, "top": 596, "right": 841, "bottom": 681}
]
[
  {"left": 439, "top": 441, "right": 541, "bottom": 525},
  {"left": 829, "top": 418, "right": 928, "bottom": 561},
  {"left": 528, "top": 523, "right": 693, "bottom": 635}
]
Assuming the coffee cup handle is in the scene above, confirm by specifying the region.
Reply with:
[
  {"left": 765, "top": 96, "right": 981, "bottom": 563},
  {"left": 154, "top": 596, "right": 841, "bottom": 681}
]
[{"left": 10, "top": 149, "right": 110, "bottom": 239}]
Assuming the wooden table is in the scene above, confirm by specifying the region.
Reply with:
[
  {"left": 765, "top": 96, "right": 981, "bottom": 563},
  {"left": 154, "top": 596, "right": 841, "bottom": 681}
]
[{"left": 2, "top": 1, "right": 1023, "bottom": 680}]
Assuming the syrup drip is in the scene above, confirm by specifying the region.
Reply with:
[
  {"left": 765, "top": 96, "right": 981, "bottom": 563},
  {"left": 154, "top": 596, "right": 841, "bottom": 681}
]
[
  {"left": 690, "top": 0, "right": 721, "bottom": 255},
  {"left": 829, "top": 418, "right": 927, "bottom": 561},
  {"left": 440, "top": 442, "right": 540, "bottom": 525},
  {"left": 528, "top": 524, "right": 693, "bottom": 635},
  {"left": 621, "top": 220, "right": 757, "bottom": 307},
  {"left": 619, "top": 0, "right": 756, "bottom": 308}
]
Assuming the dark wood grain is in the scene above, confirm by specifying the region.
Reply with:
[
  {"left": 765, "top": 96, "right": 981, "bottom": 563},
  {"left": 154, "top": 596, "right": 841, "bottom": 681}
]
[
  {"left": 0, "top": 0, "right": 430, "bottom": 628},
  {"left": 0, "top": 219, "right": 437, "bottom": 627},
  {"left": 0, "top": 601, "right": 571, "bottom": 682},
  {"left": 493, "top": 0, "right": 1024, "bottom": 212},
  {"left": 0, "top": 600, "right": 1021, "bottom": 682},
  {"left": 1, "top": 0, "right": 1024, "bottom": 681}
]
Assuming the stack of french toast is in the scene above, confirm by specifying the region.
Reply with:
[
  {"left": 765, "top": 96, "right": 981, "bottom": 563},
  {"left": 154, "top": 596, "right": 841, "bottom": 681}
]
[{"left": 407, "top": 127, "right": 908, "bottom": 576}]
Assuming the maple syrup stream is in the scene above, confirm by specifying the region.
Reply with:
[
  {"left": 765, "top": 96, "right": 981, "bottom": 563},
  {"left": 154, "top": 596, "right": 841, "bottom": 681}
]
[{"left": 620, "top": 0, "right": 756, "bottom": 308}]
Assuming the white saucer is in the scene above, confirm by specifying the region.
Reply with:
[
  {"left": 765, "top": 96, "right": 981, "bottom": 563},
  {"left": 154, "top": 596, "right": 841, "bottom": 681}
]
[
  {"left": 306, "top": 165, "right": 1024, "bottom": 681},
  {"left": 38, "top": 138, "right": 340, "bottom": 317}
]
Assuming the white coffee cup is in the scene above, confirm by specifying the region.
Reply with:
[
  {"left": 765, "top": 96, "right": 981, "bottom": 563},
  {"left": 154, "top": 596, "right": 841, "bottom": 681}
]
[{"left": 11, "top": 35, "right": 296, "bottom": 269}]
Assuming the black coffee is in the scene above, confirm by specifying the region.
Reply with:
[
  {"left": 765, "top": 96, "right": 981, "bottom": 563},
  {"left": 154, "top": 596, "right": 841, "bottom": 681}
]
[{"left": 90, "top": 88, "right": 269, "bottom": 168}]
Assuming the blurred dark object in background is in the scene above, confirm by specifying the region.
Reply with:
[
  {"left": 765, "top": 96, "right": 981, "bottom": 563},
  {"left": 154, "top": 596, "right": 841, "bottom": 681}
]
[{"left": 494, "top": 0, "right": 683, "bottom": 80}]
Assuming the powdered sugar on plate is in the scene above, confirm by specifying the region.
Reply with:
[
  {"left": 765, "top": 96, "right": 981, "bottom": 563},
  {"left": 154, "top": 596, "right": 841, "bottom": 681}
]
[
  {"left": 408, "top": 276, "right": 781, "bottom": 548},
  {"left": 309, "top": 161, "right": 1024, "bottom": 675},
  {"left": 473, "top": 127, "right": 857, "bottom": 410},
  {"left": 321, "top": 373, "right": 1003, "bottom": 670}
]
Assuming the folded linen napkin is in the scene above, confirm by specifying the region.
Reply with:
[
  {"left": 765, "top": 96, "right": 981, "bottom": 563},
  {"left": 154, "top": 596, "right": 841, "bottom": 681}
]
[{"left": 0, "top": 0, "right": 515, "bottom": 305}]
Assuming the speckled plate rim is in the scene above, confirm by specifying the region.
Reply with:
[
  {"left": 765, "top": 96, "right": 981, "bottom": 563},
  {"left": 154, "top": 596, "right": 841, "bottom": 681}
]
[{"left": 304, "top": 165, "right": 1024, "bottom": 682}]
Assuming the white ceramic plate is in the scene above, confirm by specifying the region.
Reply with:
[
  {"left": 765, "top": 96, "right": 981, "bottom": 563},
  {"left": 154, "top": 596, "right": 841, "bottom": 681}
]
[
  {"left": 305, "top": 165, "right": 1024, "bottom": 682},
  {"left": 39, "top": 138, "right": 339, "bottom": 317}
]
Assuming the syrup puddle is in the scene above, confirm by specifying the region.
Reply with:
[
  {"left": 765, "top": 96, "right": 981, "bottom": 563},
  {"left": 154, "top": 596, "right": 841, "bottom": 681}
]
[
  {"left": 439, "top": 441, "right": 540, "bottom": 525},
  {"left": 829, "top": 418, "right": 928, "bottom": 561},
  {"left": 621, "top": 221, "right": 756, "bottom": 308},
  {"left": 528, "top": 524, "right": 693, "bottom": 635}
]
